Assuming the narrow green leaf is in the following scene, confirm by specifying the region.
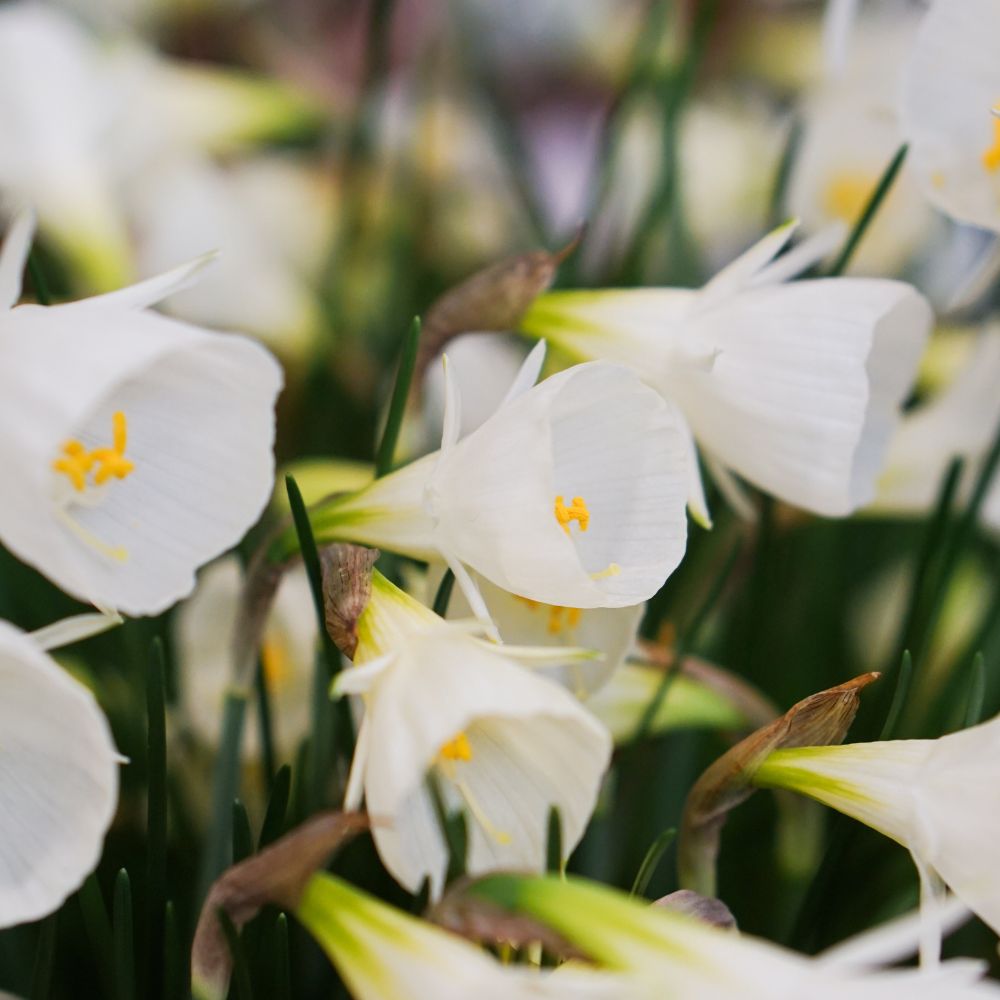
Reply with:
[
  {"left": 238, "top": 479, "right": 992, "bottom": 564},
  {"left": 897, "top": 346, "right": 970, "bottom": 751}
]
[
  {"left": 217, "top": 908, "right": 254, "bottom": 1000},
  {"left": 432, "top": 569, "right": 455, "bottom": 617},
  {"left": 232, "top": 799, "right": 255, "bottom": 863},
  {"left": 77, "top": 874, "right": 115, "bottom": 998},
  {"left": 374, "top": 316, "right": 421, "bottom": 478},
  {"left": 308, "top": 647, "right": 335, "bottom": 812},
  {"left": 964, "top": 653, "right": 987, "bottom": 729},
  {"left": 546, "top": 806, "right": 563, "bottom": 873},
  {"left": 630, "top": 827, "right": 677, "bottom": 898},
  {"left": 164, "top": 901, "right": 185, "bottom": 1000},
  {"left": 768, "top": 119, "right": 803, "bottom": 230},
  {"left": 259, "top": 764, "right": 292, "bottom": 848},
  {"left": 427, "top": 774, "right": 467, "bottom": 882},
  {"left": 197, "top": 688, "right": 248, "bottom": 903},
  {"left": 273, "top": 913, "right": 291, "bottom": 1000},
  {"left": 28, "top": 249, "right": 51, "bottom": 306},
  {"left": 255, "top": 654, "right": 278, "bottom": 794},
  {"left": 878, "top": 650, "right": 913, "bottom": 741},
  {"left": 113, "top": 869, "right": 135, "bottom": 1000},
  {"left": 827, "top": 144, "right": 908, "bottom": 276},
  {"left": 30, "top": 914, "right": 57, "bottom": 1000},
  {"left": 146, "top": 638, "right": 168, "bottom": 1000}
]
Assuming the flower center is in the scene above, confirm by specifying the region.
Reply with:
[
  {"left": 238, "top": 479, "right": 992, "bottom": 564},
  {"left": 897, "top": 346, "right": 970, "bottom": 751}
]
[
  {"left": 514, "top": 596, "right": 582, "bottom": 636},
  {"left": 554, "top": 494, "right": 589, "bottom": 535},
  {"left": 438, "top": 731, "right": 473, "bottom": 762},
  {"left": 822, "top": 170, "right": 874, "bottom": 222},
  {"left": 53, "top": 411, "right": 135, "bottom": 493},
  {"left": 982, "top": 109, "right": 1000, "bottom": 172}
]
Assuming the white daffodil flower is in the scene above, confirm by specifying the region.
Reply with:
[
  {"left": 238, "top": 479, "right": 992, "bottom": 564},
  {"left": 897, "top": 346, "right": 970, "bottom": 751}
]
[
  {"left": 900, "top": 0, "right": 1000, "bottom": 233},
  {"left": 470, "top": 874, "right": 1000, "bottom": 1000},
  {"left": 873, "top": 326, "right": 1000, "bottom": 532},
  {"left": 307, "top": 343, "right": 689, "bottom": 621},
  {"left": 521, "top": 223, "right": 932, "bottom": 520},
  {"left": 0, "top": 618, "right": 120, "bottom": 928},
  {"left": 295, "top": 872, "right": 628, "bottom": 1000},
  {"left": 334, "top": 571, "right": 612, "bottom": 897},
  {"left": 753, "top": 713, "right": 1000, "bottom": 952},
  {"left": 175, "top": 556, "right": 315, "bottom": 761},
  {"left": 0, "top": 212, "right": 282, "bottom": 616}
]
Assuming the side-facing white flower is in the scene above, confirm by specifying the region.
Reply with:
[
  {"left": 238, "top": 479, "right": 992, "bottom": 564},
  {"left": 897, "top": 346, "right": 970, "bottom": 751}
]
[
  {"left": 469, "top": 873, "right": 1000, "bottom": 1000},
  {"left": 175, "top": 556, "right": 316, "bottom": 761},
  {"left": 753, "top": 713, "right": 1000, "bottom": 945},
  {"left": 0, "top": 212, "right": 282, "bottom": 616},
  {"left": 872, "top": 326, "right": 1000, "bottom": 531},
  {"left": 294, "top": 872, "right": 627, "bottom": 1000},
  {"left": 0, "top": 619, "right": 120, "bottom": 928},
  {"left": 521, "top": 223, "right": 932, "bottom": 520},
  {"left": 334, "top": 571, "right": 612, "bottom": 898},
  {"left": 305, "top": 343, "right": 690, "bottom": 619},
  {"left": 900, "top": 0, "right": 1000, "bottom": 233}
]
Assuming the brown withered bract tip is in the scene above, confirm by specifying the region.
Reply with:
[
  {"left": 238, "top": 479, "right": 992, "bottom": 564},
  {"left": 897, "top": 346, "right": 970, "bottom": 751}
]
[
  {"left": 653, "top": 889, "right": 737, "bottom": 930},
  {"left": 191, "top": 812, "right": 368, "bottom": 1000},
  {"left": 319, "top": 543, "right": 378, "bottom": 658},
  {"left": 413, "top": 238, "right": 578, "bottom": 390},
  {"left": 677, "top": 673, "right": 880, "bottom": 897}
]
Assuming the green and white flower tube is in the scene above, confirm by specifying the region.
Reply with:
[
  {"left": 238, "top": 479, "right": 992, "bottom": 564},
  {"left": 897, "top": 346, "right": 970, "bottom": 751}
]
[
  {"left": 298, "top": 342, "right": 690, "bottom": 620},
  {"left": 900, "top": 0, "right": 1000, "bottom": 233},
  {"left": 0, "top": 212, "right": 282, "bottom": 616},
  {"left": 334, "top": 571, "right": 612, "bottom": 897},
  {"left": 0, "top": 619, "right": 120, "bottom": 928},
  {"left": 752, "top": 713, "right": 1000, "bottom": 947},
  {"left": 296, "top": 872, "right": 626, "bottom": 1000},
  {"left": 520, "top": 223, "right": 932, "bottom": 521},
  {"left": 468, "top": 874, "right": 1000, "bottom": 999}
]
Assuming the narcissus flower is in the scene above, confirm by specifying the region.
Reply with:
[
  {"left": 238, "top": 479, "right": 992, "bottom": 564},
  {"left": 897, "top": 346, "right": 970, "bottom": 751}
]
[
  {"left": 305, "top": 343, "right": 689, "bottom": 616},
  {"left": 520, "top": 223, "right": 932, "bottom": 519},
  {"left": 334, "top": 571, "right": 612, "bottom": 897},
  {"left": 900, "top": 0, "right": 1000, "bottom": 233},
  {"left": 0, "top": 619, "right": 120, "bottom": 928},
  {"left": 175, "top": 556, "right": 315, "bottom": 761},
  {"left": 469, "top": 874, "right": 1000, "bottom": 999},
  {"left": 753, "top": 713, "right": 1000, "bottom": 941},
  {"left": 0, "top": 212, "right": 282, "bottom": 615}
]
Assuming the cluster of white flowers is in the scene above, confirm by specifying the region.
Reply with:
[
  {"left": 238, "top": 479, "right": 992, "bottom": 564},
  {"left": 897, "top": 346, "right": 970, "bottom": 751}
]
[{"left": 3, "top": 0, "right": 1000, "bottom": 997}]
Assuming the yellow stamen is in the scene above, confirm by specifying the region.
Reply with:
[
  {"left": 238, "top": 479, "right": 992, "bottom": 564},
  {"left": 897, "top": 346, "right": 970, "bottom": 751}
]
[
  {"left": 590, "top": 563, "right": 621, "bottom": 581},
  {"left": 822, "top": 170, "right": 875, "bottom": 223},
  {"left": 261, "top": 636, "right": 292, "bottom": 692},
  {"left": 983, "top": 110, "right": 1000, "bottom": 172},
  {"left": 438, "top": 731, "right": 473, "bottom": 762},
  {"left": 554, "top": 495, "right": 589, "bottom": 535},
  {"left": 53, "top": 411, "right": 135, "bottom": 491},
  {"left": 513, "top": 595, "right": 583, "bottom": 636}
]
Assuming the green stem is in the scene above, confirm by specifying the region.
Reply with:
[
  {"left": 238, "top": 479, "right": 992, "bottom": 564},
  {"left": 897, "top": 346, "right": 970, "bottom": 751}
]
[{"left": 374, "top": 317, "right": 421, "bottom": 478}]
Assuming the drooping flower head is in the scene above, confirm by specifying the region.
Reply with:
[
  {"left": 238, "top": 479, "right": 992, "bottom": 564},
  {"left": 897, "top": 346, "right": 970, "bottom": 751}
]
[
  {"left": 0, "top": 212, "right": 282, "bottom": 615},
  {"left": 0, "top": 619, "right": 120, "bottom": 928},
  {"left": 521, "top": 223, "right": 932, "bottom": 520},
  {"left": 334, "top": 571, "right": 612, "bottom": 897}
]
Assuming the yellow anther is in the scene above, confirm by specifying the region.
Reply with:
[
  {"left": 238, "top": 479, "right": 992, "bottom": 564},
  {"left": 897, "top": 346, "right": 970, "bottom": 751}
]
[
  {"left": 438, "top": 731, "right": 473, "bottom": 763},
  {"left": 983, "top": 111, "right": 1000, "bottom": 172},
  {"left": 53, "top": 411, "right": 135, "bottom": 492},
  {"left": 554, "top": 495, "right": 589, "bottom": 535},
  {"left": 822, "top": 170, "right": 874, "bottom": 223},
  {"left": 261, "top": 637, "right": 292, "bottom": 692},
  {"left": 547, "top": 605, "right": 581, "bottom": 635}
]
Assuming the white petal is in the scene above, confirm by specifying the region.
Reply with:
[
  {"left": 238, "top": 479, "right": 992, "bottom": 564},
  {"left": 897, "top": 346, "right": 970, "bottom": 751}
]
[
  {"left": 821, "top": 0, "right": 861, "bottom": 77},
  {"left": 0, "top": 620, "right": 119, "bottom": 927},
  {"left": 667, "top": 279, "right": 932, "bottom": 515},
  {"left": 80, "top": 251, "right": 217, "bottom": 311},
  {"left": 0, "top": 304, "right": 282, "bottom": 615},
  {"left": 900, "top": 0, "right": 1000, "bottom": 232},
  {"left": 0, "top": 209, "right": 35, "bottom": 311},
  {"left": 28, "top": 608, "right": 123, "bottom": 651},
  {"left": 699, "top": 220, "right": 798, "bottom": 305},
  {"left": 497, "top": 337, "right": 547, "bottom": 408},
  {"left": 439, "top": 354, "right": 462, "bottom": 452}
]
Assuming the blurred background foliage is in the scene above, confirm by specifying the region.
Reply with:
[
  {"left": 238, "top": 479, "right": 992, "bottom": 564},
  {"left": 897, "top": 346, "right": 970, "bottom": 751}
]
[{"left": 1, "top": 0, "right": 999, "bottom": 996}]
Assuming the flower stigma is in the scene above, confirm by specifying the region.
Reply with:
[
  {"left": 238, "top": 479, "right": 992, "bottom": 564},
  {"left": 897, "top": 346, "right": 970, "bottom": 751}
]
[{"left": 554, "top": 495, "right": 590, "bottom": 535}]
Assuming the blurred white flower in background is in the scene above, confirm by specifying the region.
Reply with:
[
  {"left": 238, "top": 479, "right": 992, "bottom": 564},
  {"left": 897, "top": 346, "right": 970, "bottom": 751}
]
[
  {"left": 175, "top": 556, "right": 316, "bottom": 762},
  {"left": 0, "top": 212, "right": 282, "bottom": 615}
]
